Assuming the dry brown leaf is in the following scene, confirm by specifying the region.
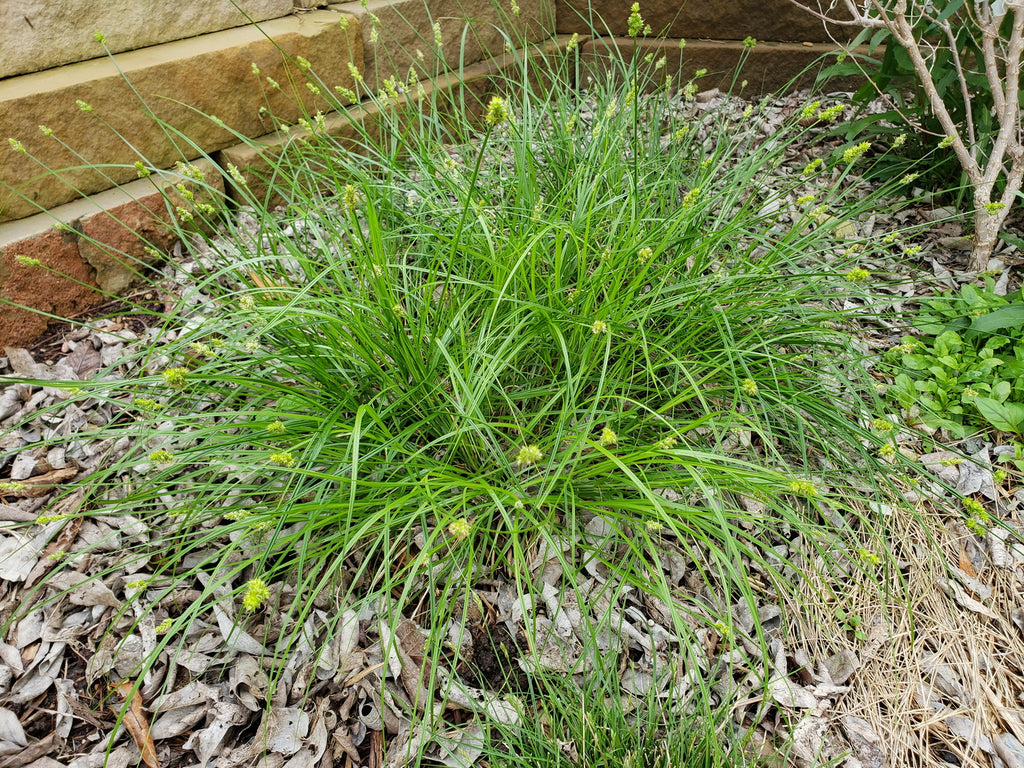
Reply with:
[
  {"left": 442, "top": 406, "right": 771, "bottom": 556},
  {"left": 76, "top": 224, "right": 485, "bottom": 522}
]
[
  {"left": 370, "top": 728, "right": 384, "bottom": 768},
  {"left": 958, "top": 546, "right": 977, "bottom": 578},
  {"left": 937, "top": 577, "right": 1000, "bottom": 622},
  {"left": 0, "top": 468, "right": 79, "bottom": 499},
  {"left": 113, "top": 680, "right": 158, "bottom": 768},
  {"left": 247, "top": 271, "right": 292, "bottom": 300},
  {"left": 25, "top": 497, "right": 85, "bottom": 589},
  {"left": 394, "top": 621, "right": 433, "bottom": 712}
]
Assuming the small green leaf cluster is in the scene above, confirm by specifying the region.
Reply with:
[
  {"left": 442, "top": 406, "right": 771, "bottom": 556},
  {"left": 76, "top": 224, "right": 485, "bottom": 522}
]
[
  {"left": 835, "top": 608, "right": 868, "bottom": 642},
  {"left": 884, "top": 280, "right": 1024, "bottom": 436}
]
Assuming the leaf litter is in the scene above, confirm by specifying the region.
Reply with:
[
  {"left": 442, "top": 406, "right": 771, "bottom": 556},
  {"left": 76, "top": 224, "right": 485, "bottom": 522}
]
[{"left": 0, "top": 88, "right": 1023, "bottom": 768}]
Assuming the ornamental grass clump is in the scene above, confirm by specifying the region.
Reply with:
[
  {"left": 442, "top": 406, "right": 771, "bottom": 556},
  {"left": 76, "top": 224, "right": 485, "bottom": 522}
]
[{"left": 3, "top": 6, "right": 926, "bottom": 762}]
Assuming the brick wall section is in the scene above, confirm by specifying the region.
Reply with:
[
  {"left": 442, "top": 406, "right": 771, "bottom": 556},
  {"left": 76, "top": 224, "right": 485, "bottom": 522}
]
[{"left": 0, "top": 13, "right": 361, "bottom": 224}]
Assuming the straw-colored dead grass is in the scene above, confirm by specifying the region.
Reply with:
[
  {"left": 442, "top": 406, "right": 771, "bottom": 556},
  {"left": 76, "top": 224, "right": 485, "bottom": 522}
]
[{"left": 799, "top": 494, "right": 1024, "bottom": 767}]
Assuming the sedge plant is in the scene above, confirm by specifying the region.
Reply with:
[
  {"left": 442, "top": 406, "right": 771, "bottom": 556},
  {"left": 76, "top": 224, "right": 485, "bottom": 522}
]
[{"left": 1, "top": 7, "right": 930, "bottom": 763}]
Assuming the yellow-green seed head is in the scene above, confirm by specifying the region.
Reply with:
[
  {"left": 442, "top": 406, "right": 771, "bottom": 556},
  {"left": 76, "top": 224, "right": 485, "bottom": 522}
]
[
  {"left": 845, "top": 267, "right": 870, "bottom": 283},
  {"left": 448, "top": 518, "right": 472, "bottom": 541},
  {"left": 242, "top": 578, "right": 271, "bottom": 611},
  {"left": 842, "top": 141, "right": 871, "bottom": 163},
  {"left": 800, "top": 101, "right": 821, "bottom": 120},
  {"left": 801, "top": 158, "right": 823, "bottom": 176},
  {"left": 627, "top": 3, "right": 645, "bottom": 37},
  {"left": 162, "top": 366, "right": 189, "bottom": 389},
  {"left": 817, "top": 104, "right": 844, "bottom": 121},
  {"left": 516, "top": 444, "right": 543, "bottom": 465},
  {"left": 485, "top": 96, "right": 510, "bottom": 126},
  {"left": 787, "top": 479, "right": 818, "bottom": 498},
  {"left": 270, "top": 451, "right": 296, "bottom": 468}
]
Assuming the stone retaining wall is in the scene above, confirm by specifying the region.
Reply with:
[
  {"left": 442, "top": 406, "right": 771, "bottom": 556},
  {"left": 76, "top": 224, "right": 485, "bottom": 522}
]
[
  {"left": 556, "top": 0, "right": 846, "bottom": 42},
  {"left": 0, "top": 0, "right": 848, "bottom": 346},
  {"left": 1, "top": 2, "right": 294, "bottom": 80}
]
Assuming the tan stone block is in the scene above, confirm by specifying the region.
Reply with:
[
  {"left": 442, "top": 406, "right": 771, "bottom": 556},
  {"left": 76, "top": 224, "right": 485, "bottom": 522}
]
[
  {"left": 556, "top": 0, "right": 849, "bottom": 43},
  {"left": 0, "top": 228, "right": 98, "bottom": 348},
  {"left": 581, "top": 38, "right": 861, "bottom": 96},
  {"left": 328, "top": 0, "right": 555, "bottom": 90},
  {"left": 0, "top": 11, "right": 361, "bottom": 223},
  {"left": 1, "top": 0, "right": 292, "bottom": 79}
]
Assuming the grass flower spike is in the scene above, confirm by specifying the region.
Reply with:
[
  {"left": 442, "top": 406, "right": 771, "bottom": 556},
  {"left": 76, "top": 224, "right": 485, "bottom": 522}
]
[
  {"left": 162, "top": 367, "right": 189, "bottom": 390},
  {"left": 448, "top": 518, "right": 472, "bottom": 541},
  {"left": 342, "top": 184, "right": 361, "bottom": 212},
  {"left": 270, "top": 451, "right": 296, "bottom": 467},
  {"left": 485, "top": 96, "right": 510, "bottom": 126},
  {"left": 787, "top": 479, "right": 819, "bottom": 498},
  {"left": 148, "top": 449, "right": 174, "bottom": 464},
  {"left": 242, "top": 578, "right": 271, "bottom": 612},
  {"left": 627, "top": 3, "right": 642, "bottom": 35},
  {"left": 842, "top": 141, "right": 871, "bottom": 163},
  {"left": 845, "top": 267, "right": 870, "bottom": 283},
  {"left": 516, "top": 445, "right": 543, "bottom": 466}
]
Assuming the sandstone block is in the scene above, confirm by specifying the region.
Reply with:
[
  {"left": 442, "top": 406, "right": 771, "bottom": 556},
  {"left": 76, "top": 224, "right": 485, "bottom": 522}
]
[
  {"left": 1, "top": 11, "right": 360, "bottom": 223},
  {"left": 0, "top": 228, "right": 98, "bottom": 347},
  {"left": 581, "top": 38, "right": 862, "bottom": 96},
  {"left": 1, "top": 0, "right": 292, "bottom": 79},
  {"left": 556, "top": 0, "right": 848, "bottom": 43},
  {"left": 328, "top": 0, "right": 555, "bottom": 90}
]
